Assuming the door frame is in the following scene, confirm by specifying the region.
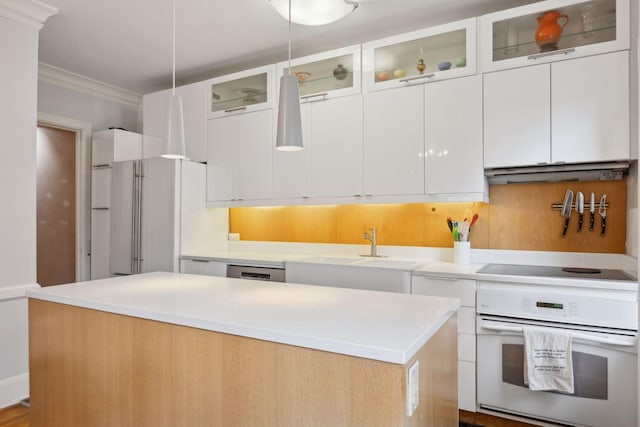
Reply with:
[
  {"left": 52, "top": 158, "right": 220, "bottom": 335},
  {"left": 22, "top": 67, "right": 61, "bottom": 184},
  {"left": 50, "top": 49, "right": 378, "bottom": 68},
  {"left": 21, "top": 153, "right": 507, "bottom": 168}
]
[{"left": 37, "top": 113, "right": 92, "bottom": 282}]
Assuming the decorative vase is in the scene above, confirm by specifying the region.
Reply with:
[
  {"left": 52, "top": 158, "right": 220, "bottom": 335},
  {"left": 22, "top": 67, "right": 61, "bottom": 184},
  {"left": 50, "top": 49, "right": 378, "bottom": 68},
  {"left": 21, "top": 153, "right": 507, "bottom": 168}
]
[
  {"left": 333, "top": 64, "right": 348, "bottom": 81},
  {"left": 416, "top": 58, "right": 426, "bottom": 74},
  {"left": 535, "top": 10, "right": 569, "bottom": 52}
]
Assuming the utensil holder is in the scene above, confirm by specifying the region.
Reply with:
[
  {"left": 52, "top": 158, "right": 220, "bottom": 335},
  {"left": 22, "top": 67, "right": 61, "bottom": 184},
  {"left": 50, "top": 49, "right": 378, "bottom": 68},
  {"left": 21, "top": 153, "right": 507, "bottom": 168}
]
[{"left": 454, "top": 241, "right": 471, "bottom": 264}]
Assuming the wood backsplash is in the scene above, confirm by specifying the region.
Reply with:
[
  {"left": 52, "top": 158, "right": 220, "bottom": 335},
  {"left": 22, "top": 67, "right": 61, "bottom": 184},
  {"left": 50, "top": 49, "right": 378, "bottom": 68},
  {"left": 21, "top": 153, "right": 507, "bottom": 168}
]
[{"left": 229, "top": 180, "right": 626, "bottom": 253}]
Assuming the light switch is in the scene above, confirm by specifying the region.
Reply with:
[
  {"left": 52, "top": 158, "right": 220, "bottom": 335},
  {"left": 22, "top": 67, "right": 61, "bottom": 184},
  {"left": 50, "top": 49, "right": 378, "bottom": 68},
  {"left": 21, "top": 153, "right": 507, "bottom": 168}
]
[
  {"left": 228, "top": 233, "right": 240, "bottom": 241},
  {"left": 406, "top": 360, "right": 419, "bottom": 416}
]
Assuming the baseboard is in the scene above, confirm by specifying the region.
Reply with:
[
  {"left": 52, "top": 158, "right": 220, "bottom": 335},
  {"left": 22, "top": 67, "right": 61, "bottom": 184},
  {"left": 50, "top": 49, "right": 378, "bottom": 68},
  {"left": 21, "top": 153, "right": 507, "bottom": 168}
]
[{"left": 0, "top": 373, "right": 29, "bottom": 410}]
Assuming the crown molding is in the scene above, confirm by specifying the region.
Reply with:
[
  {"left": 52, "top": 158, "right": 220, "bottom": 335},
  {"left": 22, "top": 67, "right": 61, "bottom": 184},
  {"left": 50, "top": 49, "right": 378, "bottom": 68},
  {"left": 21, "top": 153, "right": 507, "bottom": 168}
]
[
  {"left": 39, "top": 62, "right": 142, "bottom": 110},
  {"left": 0, "top": 0, "right": 57, "bottom": 30}
]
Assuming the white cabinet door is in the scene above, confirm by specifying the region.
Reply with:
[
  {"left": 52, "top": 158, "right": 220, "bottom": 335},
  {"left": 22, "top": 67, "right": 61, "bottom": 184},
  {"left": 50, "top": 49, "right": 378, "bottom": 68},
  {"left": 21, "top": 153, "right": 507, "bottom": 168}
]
[
  {"left": 176, "top": 82, "right": 208, "bottom": 163},
  {"left": 551, "top": 51, "right": 629, "bottom": 163},
  {"left": 180, "top": 259, "right": 227, "bottom": 276},
  {"left": 311, "top": 95, "right": 363, "bottom": 198},
  {"left": 91, "top": 168, "right": 111, "bottom": 208},
  {"left": 425, "top": 76, "right": 483, "bottom": 195},
  {"left": 364, "top": 85, "right": 424, "bottom": 196},
  {"left": 92, "top": 129, "right": 142, "bottom": 165},
  {"left": 272, "top": 104, "right": 312, "bottom": 199},
  {"left": 207, "top": 116, "right": 237, "bottom": 202},
  {"left": 237, "top": 110, "right": 273, "bottom": 201},
  {"left": 483, "top": 64, "right": 551, "bottom": 168},
  {"left": 90, "top": 209, "right": 111, "bottom": 280},
  {"left": 458, "top": 360, "right": 477, "bottom": 412}
]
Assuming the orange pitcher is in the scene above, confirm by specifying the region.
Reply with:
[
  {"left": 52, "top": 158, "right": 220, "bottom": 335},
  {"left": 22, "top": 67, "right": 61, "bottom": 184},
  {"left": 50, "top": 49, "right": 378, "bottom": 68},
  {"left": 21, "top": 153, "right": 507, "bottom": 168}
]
[{"left": 535, "top": 10, "right": 569, "bottom": 52}]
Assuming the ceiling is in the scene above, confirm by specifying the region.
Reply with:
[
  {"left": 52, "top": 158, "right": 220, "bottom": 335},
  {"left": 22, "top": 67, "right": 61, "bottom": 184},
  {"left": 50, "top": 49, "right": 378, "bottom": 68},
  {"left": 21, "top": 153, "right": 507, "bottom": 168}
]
[{"left": 38, "top": 0, "right": 540, "bottom": 95}]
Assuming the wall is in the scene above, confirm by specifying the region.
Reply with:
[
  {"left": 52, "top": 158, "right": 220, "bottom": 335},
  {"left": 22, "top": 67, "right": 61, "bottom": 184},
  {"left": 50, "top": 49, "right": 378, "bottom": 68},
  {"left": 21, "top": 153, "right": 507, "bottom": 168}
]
[
  {"left": 37, "top": 80, "right": 140, "bottom": 133},
  {"left": 0, "top": 13, "right": 42, "bottom": 408},
  {"left": 230, "top": 181, "right": 627, "bottom": 254}
]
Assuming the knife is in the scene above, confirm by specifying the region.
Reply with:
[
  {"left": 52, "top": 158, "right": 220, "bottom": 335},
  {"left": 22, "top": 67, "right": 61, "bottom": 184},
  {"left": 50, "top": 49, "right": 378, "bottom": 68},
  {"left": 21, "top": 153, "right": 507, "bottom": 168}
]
[
  {"left": 589, "top": 192, "right": 595, "bottom": 231},
  {"left": 561, "top": 189, "right": 573, "bottom": 237},
  {"left": 575, "top": 192, "right": 584, "bottom": 232},
  {"left": 599, "top": 194, "right": 607, "bottom": 237}
]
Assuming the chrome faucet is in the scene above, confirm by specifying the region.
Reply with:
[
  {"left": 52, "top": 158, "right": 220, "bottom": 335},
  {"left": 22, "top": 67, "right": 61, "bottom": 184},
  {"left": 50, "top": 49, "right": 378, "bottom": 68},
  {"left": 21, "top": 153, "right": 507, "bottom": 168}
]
[{"left": 362, "top": 227, "right": 379, "bottom": 257}]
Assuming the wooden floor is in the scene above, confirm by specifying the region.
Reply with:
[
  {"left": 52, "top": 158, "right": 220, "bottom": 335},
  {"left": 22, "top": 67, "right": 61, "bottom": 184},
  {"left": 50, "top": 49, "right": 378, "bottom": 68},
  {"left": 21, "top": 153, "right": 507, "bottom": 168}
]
[{"left": 0, "top": 404, "right": 537, "bottom": 427}]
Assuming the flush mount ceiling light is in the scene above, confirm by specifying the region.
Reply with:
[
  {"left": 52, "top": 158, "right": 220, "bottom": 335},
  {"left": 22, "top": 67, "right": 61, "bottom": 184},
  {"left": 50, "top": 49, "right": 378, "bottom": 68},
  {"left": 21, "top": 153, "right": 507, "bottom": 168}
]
[
  {"left": 269, "top": 0, "right": 359, "bottom": 26},
  {"left": 161, "top": 0, "right": 187, "bottom": 159}
]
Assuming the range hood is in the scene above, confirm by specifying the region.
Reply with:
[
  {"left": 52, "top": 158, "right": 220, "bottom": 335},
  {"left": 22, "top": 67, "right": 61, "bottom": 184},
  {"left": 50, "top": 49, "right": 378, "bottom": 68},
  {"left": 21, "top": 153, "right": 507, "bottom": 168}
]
[{"left": 485, "top": 161, "right": 629, "bottom": 184}]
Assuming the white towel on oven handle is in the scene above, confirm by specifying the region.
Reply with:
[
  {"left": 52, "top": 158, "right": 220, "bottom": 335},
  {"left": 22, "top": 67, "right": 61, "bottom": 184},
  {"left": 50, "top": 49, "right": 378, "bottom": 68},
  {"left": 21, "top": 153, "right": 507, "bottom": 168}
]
[{"left": 523, "top": 326, "right": 574, "bottom": 393}]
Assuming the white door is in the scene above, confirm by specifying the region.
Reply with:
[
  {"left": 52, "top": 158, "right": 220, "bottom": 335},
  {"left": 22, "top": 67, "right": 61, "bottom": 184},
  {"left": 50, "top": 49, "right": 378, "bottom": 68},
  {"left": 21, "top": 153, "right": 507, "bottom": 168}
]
[
  {"left": 110, "top": 161, "right": 135, "bottom": 275},
  {"left": 483, "top": 64, "right": 551, "bottom": 168},
  {"left": 364, "top": 85, "right": 424, "bottom": 196},
  {"left": 551, "top": 51, "right": 629, "bottom": 163},
  {"left": 311, "top": 95, "right": 363, "bottom": 198},
  {"left": 236, "top": 110, "right": 273, "bottom": 201},
  {"left": 425, "top": 75, "right": 483, "bottom": 195},
  {"left": 207, "top": 116, "right": 237, "bottom": 202},
  {"left": 272, "top": 104, "right": 312, "bottom": 199}
]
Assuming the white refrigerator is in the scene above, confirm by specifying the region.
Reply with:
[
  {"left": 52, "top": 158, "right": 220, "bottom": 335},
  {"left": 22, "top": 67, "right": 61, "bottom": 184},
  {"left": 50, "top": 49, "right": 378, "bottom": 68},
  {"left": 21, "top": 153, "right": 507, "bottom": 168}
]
[{"left": 91, "top": 158, "right": 226, "bottom": 279}]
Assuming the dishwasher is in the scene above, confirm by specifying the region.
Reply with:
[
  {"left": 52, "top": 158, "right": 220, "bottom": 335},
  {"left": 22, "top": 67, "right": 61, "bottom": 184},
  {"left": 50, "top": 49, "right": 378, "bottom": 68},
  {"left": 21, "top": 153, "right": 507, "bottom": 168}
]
[{"left": 226, "top": 264, "right": 285, "bottom": 282}]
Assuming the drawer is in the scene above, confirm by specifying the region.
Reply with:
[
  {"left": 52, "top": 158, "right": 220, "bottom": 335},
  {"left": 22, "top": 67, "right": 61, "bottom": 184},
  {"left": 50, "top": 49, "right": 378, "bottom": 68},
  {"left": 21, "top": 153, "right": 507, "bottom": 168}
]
[
  {"left": 458, "top": 360, "right": 476, "bottom": 412},
  {"left": 458, "top": 307, "right": 476, "bottom": 334},
  {"left": 458, "top": 333, "right": 476, "bottom": 362},
  {"left": 411, "top": 275, "right": 476, "bottom": 307},
  {"left": 180, "top": 259, "right": 227, "bottom": 277}
]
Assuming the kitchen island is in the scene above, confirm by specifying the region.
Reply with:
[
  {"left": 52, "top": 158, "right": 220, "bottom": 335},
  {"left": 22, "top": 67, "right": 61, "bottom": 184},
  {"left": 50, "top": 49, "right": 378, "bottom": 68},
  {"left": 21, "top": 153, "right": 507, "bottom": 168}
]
[{"left": 27, "top": 272, "right": 460, "bottom": 427}]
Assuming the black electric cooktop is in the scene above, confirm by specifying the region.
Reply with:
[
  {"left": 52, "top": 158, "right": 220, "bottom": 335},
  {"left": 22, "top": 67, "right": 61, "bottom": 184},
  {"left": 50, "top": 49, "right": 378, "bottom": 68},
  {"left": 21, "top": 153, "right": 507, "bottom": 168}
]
[{"left": 477, "top": 263, "right": 637, "bottom": 282}]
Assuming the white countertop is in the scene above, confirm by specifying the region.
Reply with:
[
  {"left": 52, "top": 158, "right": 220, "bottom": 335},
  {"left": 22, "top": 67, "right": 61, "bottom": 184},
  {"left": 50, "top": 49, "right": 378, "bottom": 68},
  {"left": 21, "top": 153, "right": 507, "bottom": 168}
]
[
  {"left": 181, "top": 251, "right": 310, "bottom": 268},
  {"left": 27, "top": 272, "right": 460, "bottom": 364}
]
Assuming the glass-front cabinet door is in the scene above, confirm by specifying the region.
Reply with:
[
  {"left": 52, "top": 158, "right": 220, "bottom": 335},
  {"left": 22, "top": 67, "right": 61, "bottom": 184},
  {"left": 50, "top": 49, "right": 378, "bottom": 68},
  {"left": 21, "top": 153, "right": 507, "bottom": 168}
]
[
  {"left": 481, "top": 0, "right": 629, "bottom": 72},
  {"left": 207, "top": 64, "right": 275, "bottom": 119},
  {"left": 276, "top": 45, "right": 361, "bottom": 102},
  {"left": 362, "top": 18, "right": 476, "bottom": 92}
]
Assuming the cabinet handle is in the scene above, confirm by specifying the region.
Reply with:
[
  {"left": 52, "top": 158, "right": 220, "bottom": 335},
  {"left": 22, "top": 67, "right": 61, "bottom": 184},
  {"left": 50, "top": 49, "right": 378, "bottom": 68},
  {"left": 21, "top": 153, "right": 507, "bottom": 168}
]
[
  {"left": 92, "top": 207, "right": 109, "bottom": 210},
  {"left": 399, "top": 73, "right": 435, "bottom": 84},
  {"left": 301, "top": 92, "right": 329, "bottom": 102},
  {"left": 365, "top": 193, "right": 373, "bottom": 197},
  {"left": 354, "top": 194, "right": 362, "bottom": 197},
  {"left": 93, "top": 164, "right": 111, "bottom": 169},
  {"left": 301, "top": 195, "right": 309, "bottom": 199},
  {"left": 224, "top": 106, "right": 247, "bottom": 113},
  {"left": 527, "top": 47, "right": 575, "bottom": 60},
  {"left": 190, "top": 259, "right": 211, "bottom": 263}
]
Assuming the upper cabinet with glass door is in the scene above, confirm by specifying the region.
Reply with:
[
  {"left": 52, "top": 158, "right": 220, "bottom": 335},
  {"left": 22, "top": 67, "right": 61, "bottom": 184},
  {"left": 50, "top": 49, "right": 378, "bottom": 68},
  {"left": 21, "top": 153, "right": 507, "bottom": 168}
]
[
  {"left": 481, "top": 0, "right": 629, "bottom": 73},
  {"left": 276, "top": 45, "right": 361, "bottom": 103},
  {"left": 207, "top": 64, "right": 276, "bottom": 119},
  {"left": 362, "top": 18, "right": 477, "bottom": 92}
]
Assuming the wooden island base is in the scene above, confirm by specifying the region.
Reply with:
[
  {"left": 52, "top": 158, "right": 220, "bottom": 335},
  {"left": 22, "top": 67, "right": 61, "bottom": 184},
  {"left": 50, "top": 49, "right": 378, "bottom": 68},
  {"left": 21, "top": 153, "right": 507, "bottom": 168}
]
[{"left": 29, "top": 299, "right": 458, "bottom": 427}]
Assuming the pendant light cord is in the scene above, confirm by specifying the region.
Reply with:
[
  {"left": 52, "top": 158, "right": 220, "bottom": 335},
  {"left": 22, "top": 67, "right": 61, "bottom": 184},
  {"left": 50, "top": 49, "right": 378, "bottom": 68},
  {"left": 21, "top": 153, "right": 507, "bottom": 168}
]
[
  {"left": 287, "top": 0, "right": 291, "bottom": 75},
  {"left": 172, "top": 0, "right": 176, "bottom": 95}
]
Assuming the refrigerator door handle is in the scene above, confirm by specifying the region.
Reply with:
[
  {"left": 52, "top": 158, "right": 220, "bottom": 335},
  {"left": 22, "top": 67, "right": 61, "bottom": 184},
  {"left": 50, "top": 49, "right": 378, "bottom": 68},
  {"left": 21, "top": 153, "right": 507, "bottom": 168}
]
[
  {"left": 137, "top": 161, "right": 144, "bottom": 274},
  {"left": 131, "top": 161, "right": 138, "bottom": 274}
]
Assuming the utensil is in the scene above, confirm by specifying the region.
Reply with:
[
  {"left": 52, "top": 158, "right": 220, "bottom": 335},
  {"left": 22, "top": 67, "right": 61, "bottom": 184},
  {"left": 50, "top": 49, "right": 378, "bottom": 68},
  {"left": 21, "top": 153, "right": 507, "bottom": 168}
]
[
  {"left": 561, "top": 189, "right": 573, "bottom": 237},
  {"left": 599, "top": 194, "right": 607, "bottom": 236},
  {"left": 446, "top": 217, "right": 453, "bottom": 232},
  {"left": 589, "top": 192, "right": 595, "bottom": 231},
  {"left": 576, "top": 192, "right": 584, "bottom": 232},
  {"left": 470, "top": 213, "right": 479, "bottom": 228}
]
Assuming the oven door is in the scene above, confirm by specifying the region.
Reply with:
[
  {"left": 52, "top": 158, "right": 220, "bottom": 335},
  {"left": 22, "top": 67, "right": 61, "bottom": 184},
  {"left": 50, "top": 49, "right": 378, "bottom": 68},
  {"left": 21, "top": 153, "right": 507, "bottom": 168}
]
[{"left": 476, "top": 315, "right": 638, "bottom": 427}]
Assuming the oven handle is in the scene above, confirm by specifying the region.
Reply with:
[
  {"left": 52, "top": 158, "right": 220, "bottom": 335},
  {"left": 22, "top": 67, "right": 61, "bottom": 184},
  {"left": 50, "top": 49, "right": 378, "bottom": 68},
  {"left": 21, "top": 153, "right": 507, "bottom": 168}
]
[{"left": 480, "top": 320, "right": 637, "bottom": 347}]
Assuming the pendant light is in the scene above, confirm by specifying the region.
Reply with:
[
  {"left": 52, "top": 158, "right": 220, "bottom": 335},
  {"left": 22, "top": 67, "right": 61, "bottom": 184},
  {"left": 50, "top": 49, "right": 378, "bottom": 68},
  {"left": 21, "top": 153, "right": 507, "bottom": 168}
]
[
  {"left": 275, "top": 0, "right": 303, "bottom": 151},
  {"left": 161, "top": 0, "right": 187, "bottom": 159}
]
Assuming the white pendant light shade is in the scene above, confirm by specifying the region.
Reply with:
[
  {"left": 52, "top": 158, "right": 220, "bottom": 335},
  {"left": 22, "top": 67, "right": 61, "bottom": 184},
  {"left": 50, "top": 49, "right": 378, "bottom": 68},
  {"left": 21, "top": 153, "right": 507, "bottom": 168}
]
[
  {"left": 276, "top": 74, "right": 303, "bottom": 151},
  {"left": 270, "top": 0, "right": 358, "bottom": 26},
  {"left": 161, "top": 94, "right": 187, "bottom": 159}
]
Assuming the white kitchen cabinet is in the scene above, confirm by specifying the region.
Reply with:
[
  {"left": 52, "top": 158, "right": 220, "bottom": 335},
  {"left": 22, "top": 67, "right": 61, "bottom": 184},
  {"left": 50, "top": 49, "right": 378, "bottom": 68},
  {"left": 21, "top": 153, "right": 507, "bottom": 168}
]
[
  {"left": 551, "top": 51, "right": 629, "bottom": 163},
  {"left": 484, "top": 51, "right": 629, "bottom": 169},
  {"left": 180, "top": 258, "right": 227, "bottom": 276},
  {"left": 91, "top": 168, "right": 111, "bottom": 208},
  {"left": 142, "top": 83, "right": 208, "bottom": 162},
  {"left": 276, "top": 45, "right": 361, "bottom": 101},
  {"left": 425, "top": 75, "right": 484, "bottom": 198},
  {"left": 207, "top": 65, "right": 275, "bottom": 120},
  {"left": 92, "top": 129, "right": 142, "bottom": 166},
  {"left": 412, "top": 274, "right": 477, "bottom": 412},
  {"left": 206, "top": 109, "right": 273, "bottom": 203},
  {"left": 483, "top": 64, "right": 551, "bottom": 168},
  {"left": 480, "top": 0, "right": 629, "bottom": 73},
  {"left": 311, "top": 95, "right": 363, "bottom": 198},
  {"left": 272, "top": 106, "right": 312, "bottom": 199},
  {"left": 362, "top": 18, "right": 477, "bottom": 93},
  {"left": 90, "top": 209, "right": 111, "bottom": 280},
  {"left": 364, "top": 85, "right": 424, "bottom": 196}
]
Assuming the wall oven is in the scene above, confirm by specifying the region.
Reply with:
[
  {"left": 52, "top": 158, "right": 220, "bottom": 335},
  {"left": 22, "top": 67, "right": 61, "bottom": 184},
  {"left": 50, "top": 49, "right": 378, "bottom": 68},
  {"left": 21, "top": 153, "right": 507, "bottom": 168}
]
[{"left": 475, "top": 264, "right": 638, "bottom": 427}]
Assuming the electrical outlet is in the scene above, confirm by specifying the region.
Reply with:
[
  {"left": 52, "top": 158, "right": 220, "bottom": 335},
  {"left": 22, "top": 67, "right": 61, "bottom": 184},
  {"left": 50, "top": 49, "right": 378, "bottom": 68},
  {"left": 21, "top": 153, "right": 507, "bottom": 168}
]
[
  {"left": 228, "top": 233, "right": 240, "bottom": 241},
  {"left": 406, "top": 360, "right": 419, "bottom": 416}
]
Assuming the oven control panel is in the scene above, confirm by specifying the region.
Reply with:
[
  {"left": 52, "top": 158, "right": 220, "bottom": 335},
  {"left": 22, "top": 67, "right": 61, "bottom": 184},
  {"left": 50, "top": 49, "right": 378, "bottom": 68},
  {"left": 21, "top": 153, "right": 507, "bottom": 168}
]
[{"left": 477, "top": 281, "right": 638, "bottom": 330}]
